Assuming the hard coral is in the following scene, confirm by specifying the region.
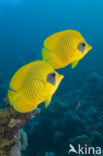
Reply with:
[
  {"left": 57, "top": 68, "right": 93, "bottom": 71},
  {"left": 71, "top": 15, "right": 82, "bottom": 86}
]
[
  {"left": 0, "top": 106, "right": 40, "bottom": 156},
  {"left": 10, "top": 129, "right": 28, "bottom": 156},
  {"left": 44, "top": 152, "right": 54, "bottom": 156}
]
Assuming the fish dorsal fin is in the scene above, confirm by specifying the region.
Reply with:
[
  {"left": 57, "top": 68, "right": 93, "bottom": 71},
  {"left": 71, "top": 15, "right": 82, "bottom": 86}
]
[
  {"left": 71, "top": 61, "right": 78, "bottom": 69},
  {"left": 9, "top": 62, "right": 36, "bottom": 91},
  {"left": 44, "top": 31, "right": 66, "bottom": 50},
  {"left": 44, "top": 95, "right": 52, "bottom": 108}
]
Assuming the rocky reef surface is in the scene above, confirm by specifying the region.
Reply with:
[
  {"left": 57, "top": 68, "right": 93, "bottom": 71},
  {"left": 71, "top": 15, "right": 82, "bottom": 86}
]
[{"left": 1, "top": 72, "right": 103, "bottom": 156}]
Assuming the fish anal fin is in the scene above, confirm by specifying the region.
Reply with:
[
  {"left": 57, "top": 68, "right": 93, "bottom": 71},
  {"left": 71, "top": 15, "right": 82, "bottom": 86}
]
[{"left": 13, "top": 96, "right": 36, "bottom": 113}]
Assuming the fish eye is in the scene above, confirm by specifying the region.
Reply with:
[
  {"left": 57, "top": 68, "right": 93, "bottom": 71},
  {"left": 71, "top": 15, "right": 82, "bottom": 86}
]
[
  {"left": 51, "top": 73, "right": 56, "bottom": 77},
  {"left": 82, "top": 43, "right": 86, "bottom": 47},
  {"left": 78, "top": 42, "right": 86, "bottom": 53},
  {"left": 47, "top": 73, "right": 56, "bottom": 86}
]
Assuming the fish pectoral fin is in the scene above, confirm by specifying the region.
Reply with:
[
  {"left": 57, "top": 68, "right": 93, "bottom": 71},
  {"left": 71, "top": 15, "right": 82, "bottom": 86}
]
[
  {"left": 13, "top": 96, "right": 35, "bottom": 113},
  {"left": 44, "top": 95, "right": 52, "bottom": 108},
  {"left": 71, "top": 61, "right": 78, "bottom": 69}
]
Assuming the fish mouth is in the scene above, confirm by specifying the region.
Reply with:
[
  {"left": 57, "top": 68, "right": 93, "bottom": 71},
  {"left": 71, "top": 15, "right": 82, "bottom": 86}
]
[
  {"left": 59, "top": 75, "right": 64, "bottom": 80},
  {"left": 57, "top": 74, "right": 64, "bottom": 81},
  {"left": 87, "top": 44, "right": 92, "bottom": 52}
]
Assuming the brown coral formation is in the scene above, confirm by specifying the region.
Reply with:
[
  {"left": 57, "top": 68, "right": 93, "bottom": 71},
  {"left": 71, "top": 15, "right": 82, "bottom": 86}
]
[{"left": 0, "top": 106, "right": 40, "bottom": 156}]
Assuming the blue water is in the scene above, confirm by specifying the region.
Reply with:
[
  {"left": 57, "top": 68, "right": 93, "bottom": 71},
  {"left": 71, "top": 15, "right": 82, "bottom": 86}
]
[
  {"left": 0, "top": 0, "right": 103, "bottom": 156},
  {"left": 0, "top": 0, "right": 103, "bottom": 91}
]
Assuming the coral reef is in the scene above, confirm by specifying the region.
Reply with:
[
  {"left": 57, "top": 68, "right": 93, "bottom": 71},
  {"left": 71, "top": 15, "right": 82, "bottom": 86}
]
[
  {"left": 1, "top": 72, "right": 103, "bottom": 156},
  {"left": 10, "top": 129, "right": 28, "bottom": 156},
  {"left": 0, "top": 106, "right": 40, "bottom": 156},
  {"left": 44, "top": 152, "right": 54, "bottom": 156},
  {"left": 69, "top": 135, "right": 91, "bottom": 148},
  {"left": 22, "top": 72, "right": 103, "bottom": 156},
  {"left": 52, "top": 131, "right": 64, "bottom": 147}
]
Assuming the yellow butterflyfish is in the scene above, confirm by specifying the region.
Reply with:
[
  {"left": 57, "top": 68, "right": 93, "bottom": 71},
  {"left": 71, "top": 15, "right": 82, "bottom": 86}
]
[
  {"left": 42, "top": 30, "right": 92, "bottom": 69},
  {"left": 8, "top": 61, "right": 64, "bottom": 113}
]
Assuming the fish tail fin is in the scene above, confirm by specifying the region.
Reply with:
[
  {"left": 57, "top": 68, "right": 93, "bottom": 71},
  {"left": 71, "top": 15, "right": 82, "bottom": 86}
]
[
  {"left": 42, "top": 48, "right": 49, "bottom": 62},
  {"left": 8, "top": 89, "right": 17, "bottom": 106},
  {"left": 8, "top": 89, "right": 35, "bottom": 113}
]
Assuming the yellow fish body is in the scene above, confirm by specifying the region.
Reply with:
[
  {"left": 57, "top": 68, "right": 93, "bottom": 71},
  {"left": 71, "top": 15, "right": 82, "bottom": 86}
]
[
  {"left": 8, "top": 61, "right": 63, "bottom": 113},
  {"left": 42, "top": 30, "right": 92, "bottom": 69}
]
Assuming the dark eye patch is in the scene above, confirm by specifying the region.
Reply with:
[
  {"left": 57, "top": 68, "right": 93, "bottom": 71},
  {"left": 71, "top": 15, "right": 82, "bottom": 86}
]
[
  {"left": 78, "top": 43, "right": 86, "bottom": 53},
  {"left": 47, "top": 73, "right": 56, "bottom": 85},
  {"left": 51, "top": 73, "right": 56, "bottom": 77}
]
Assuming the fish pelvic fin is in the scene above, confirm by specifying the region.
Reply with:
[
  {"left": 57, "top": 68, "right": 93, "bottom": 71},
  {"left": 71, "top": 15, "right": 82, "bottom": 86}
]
[
  {"left": 44, "top": 95, "right": 52, "bottom": 108},
  {"left": 71, "top": 61, "right": 78, "bottom": 69}
]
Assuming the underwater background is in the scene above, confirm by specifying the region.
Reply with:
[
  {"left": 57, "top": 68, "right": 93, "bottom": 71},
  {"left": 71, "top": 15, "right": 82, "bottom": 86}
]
[{"left": 0, "top": 0, "right": 103, "bottom": 156}]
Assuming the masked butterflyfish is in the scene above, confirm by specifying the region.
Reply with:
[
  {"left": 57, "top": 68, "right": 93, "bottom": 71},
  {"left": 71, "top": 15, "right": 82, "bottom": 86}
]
[
  {"left": 42, "top": 30, "right": 92, "bottom": 69},
  {"left": 8, "top": 61, "right": 64, "bottom": 113}
]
